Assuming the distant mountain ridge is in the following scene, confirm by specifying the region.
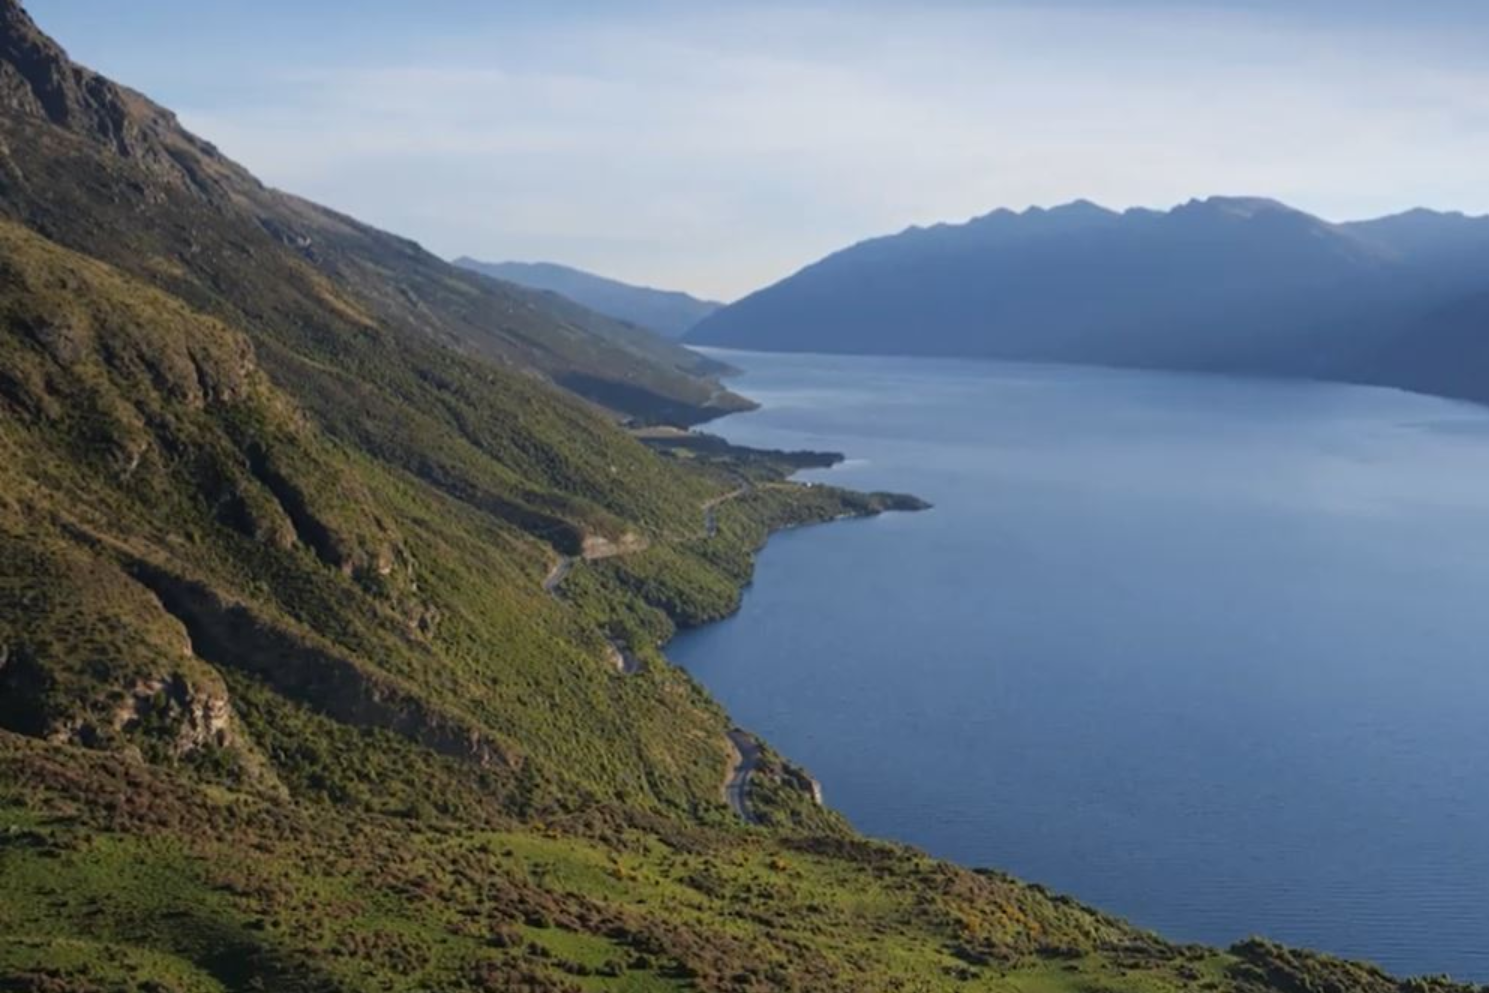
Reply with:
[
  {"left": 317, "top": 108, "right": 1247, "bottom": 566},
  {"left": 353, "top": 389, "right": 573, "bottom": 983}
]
[
  {"left": 688, "top": 197, "right": 1489, "bottom": 405},
  {"left": 455, "top": 258, "right": 721, "bottom": 338}
]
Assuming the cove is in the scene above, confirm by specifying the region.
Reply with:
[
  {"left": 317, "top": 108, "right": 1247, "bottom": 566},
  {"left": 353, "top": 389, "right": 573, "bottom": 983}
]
[{"left": 668, "top": 348, "right": 1489, "bottom": 981}]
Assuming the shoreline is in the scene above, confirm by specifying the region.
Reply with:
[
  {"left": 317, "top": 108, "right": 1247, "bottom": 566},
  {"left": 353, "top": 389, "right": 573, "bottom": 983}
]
[
  {"left": 643, "top": 412, "right": 929, "bottom": 821},
  {"left": 667, "top": 499, "right": 918, "bottom": 820},
  {"left": 540, "top": 445, "right": 926, "bottom": 818},
  {"left": 646, "top": 364, "right": 1483, "bottom": 988}
]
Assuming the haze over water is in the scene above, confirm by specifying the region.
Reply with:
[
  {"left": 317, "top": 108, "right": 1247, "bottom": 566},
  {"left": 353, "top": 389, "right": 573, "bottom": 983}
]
[{"left": 669, "top": 349, "right": 1489, "bottom": 981}]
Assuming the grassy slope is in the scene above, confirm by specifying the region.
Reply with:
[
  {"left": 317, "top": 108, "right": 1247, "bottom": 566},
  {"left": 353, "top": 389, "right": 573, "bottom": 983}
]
[{"left": 0, "top": 215, "right": 744, "bottom": 815}]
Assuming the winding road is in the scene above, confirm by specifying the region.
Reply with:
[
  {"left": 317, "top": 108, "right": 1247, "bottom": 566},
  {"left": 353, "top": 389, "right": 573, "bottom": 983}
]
[
  {"left": 539, "top": 478, "right": 763, "bottom": 817},
  {"left": 542, "top": 477, "right": 752, "bottom": 601},
  {"left": 701, "top": 480, "right": 752, "bottom": 538},
  {"left": 723, "top": 728, "right": 761, "bottom": 824}
]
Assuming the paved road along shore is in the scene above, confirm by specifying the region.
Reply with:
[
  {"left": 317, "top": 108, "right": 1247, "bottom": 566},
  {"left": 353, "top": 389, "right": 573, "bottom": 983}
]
[
  {"left": 723, "top": 729, "right": 761, "bottom": 824},
  {"left": 540, "top": 480, "right": 764, "bottom": 817}
]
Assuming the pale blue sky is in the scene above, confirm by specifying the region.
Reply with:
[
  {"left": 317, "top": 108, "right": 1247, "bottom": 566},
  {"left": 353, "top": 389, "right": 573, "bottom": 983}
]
[{"left": 28, "top": 1, "right": 1489, "bottom": 299}]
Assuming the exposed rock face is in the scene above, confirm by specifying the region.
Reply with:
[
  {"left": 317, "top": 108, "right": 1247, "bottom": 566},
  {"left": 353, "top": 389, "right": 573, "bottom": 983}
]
[
  {"left": 580, "top": 531, "right": 649, "bottom": 560},
  {"left": 2, "top": 643, "right": 235, "bottom": 758},
  {"left": 0, "top": 0, "right": 226, "bottom": 185},
  {"left": 111, "top": 674, "right": 235, "bottom": 756},
  {"left": 0, "top": 0, "right": 107, "bottom": 130},
  {"left": 129, "top": 562, "right": 516, "bottom": 770},
  {"left": 781, "top": 763, "right": 824, "bottom": 806},
  {"left": 36, "top": 674, "right": 234, "bottom": 755}
]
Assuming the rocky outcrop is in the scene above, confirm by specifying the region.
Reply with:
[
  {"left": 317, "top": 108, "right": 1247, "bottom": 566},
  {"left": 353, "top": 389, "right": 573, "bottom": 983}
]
[
  {"left": 581, "top": 531, "right": 649, "bottom": 560},
  {"left": 0, "top": 0, "right": 230, "bottom": 188},
  {"left": 2, "top": 638, "right": 241, "bottom": 761},
  {"left": 780, "top": 764, "right": 824, "bottom": 806},
  {"left": 127, "top": 561, "right": 515, "bottom": 770},
  {"left": 110, "top": 674, "right": 234, "bottom": 755},
  {"left": 241, "top": 443, "right": 356, "bottom": 574},
  {"left": 34, "top": 672, "right": 232, "bottom": 753}
]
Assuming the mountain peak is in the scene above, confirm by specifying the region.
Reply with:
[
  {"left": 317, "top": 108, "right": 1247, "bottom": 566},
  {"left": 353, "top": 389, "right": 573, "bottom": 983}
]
[
  {"left": 0, "top": 0, "right": 250, "bottom": 203},
  {"left": 1397, "top": 206, "right": 1464, "bottom": 220},
  {"left": 0, "top": 0, "right": 207, "bottom": 171},
  {"left": 1362, "top": 205, "right": 1481, "bottom": 226},
  {"left": 1046, "top": 198, "right": 1117, "bottom": 218},
  {"left": 0, "top": 0, "right": 117, "bottom": 136},
  {"left": 0, "top": 0, "right": 75, "bottom": 126},
  {"left": 963, "top": 199, "right": 1117, "bottom": 232},
  {"left": 1182, "top": 195, "right": 1300, "bottom": 220}
]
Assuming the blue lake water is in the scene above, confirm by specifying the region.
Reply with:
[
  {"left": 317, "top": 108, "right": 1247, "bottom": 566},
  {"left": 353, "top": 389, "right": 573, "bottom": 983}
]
[{"left": 668, "top": 348, "right": 1489, "bottom": 981}]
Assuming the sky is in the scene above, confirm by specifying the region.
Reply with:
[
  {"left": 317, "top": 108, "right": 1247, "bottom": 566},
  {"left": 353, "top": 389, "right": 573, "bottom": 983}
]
[{"left": 27, "top": 1, "right": 1489, "bottom": 300}]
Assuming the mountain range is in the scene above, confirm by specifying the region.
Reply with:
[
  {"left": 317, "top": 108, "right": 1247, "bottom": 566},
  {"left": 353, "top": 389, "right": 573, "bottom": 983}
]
[
  {"left": 688, "top": 197, "right": 1489, "bottom": 405},
  {"left": 0, "top": 1, "right": 1480, "bottom": 991},
  {"left": 455, "top": 258, "right": 722, "bottom": 339}
]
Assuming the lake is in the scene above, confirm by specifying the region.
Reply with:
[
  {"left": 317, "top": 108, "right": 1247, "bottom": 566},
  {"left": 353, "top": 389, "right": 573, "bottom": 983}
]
[{"left": 667, "top": 348, "right": 1489, "bottom": 981}]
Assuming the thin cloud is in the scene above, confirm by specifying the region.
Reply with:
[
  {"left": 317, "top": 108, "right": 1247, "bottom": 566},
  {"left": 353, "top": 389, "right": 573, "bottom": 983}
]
[{"left": 158, "top": 3, "right": 1489, "bottom": 298}]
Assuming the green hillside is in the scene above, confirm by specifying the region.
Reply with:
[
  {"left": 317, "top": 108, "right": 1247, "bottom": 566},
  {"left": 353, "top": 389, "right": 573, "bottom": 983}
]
[{"left": 0, "top": 3, "right": 1480, "bottom": 992}]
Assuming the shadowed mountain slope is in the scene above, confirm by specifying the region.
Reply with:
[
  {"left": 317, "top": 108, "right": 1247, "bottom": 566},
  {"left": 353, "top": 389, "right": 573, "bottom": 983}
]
[
  {"left": 689, "top": 198, "right": 1489, "bottom": 404},
  {"left": 456, "top": 258, "right": 723, "bottom": 339}
]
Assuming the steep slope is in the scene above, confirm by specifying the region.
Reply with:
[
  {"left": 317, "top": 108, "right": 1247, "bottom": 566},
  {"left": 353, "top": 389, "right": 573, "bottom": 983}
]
[
  {"left": 0, "top": 3, "right": 1483, "bottom": 991},
  {"left": 457, "top": 258, "right": 722, "bottom": 338},
  {"left": 0, "top": 214, "right": 733, "bottom": 806},
  {"left": 0, "top": 0, "right": 822, "bottom": 823},
  {"left": 0, "top": 0, "right": 747, "bottom": 428},
  {"left": 689, "top": 198, "right": 1489, "bottom": 402}
]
